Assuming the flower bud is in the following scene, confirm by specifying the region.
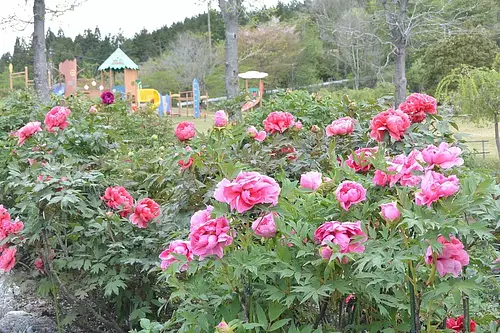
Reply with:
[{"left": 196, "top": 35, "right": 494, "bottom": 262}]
[{"left": 216, "top": 321, "right": 233, "bottom": 333}]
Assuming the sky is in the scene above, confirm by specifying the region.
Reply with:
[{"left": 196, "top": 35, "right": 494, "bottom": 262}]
[{"left": 0, "top": 0, "right": 291, "bottom": 55}]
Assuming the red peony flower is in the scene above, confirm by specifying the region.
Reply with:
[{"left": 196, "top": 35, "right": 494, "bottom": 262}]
[
  {"left": 263, "top": 111, "right": 295, "bottom": 134},
  {"left": 101, "top": 186, "right": 134, "bottom": 217},
  {"left": 345, "top": 147, "right": 378, "bottom": 173},
  {"left": 178, "top": 157, "right": 194, "bottom": 171},
  {"left": 130, "top": 198, "right": 161, "bottom": 228},
  {"left": 369, "top": 108, "right": 410, "bottom": 142},
  {"left": 399, "top": 93, "right": 437, "bottom": 123},
  {"left": 44, "top": 106, "right": 71, "bottom": 132},
  {"left": 175, "top": 122, "right": 196, "bottom": 141},
  {"left": 445, "top": 315, "right": 476, "bottom": 332}
]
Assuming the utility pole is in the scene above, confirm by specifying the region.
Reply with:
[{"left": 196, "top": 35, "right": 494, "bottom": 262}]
[
  {"left": 207, "top": 0, "right": 212, "bottom": 58},
  {"left": 48, "top": 47, "right": 54, "bottom": 87}
]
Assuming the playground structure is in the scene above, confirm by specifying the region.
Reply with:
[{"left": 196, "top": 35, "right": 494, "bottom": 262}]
[
  {"left": 239, "top": 71, "right": 267, "bottom": 112},
  {"left": 8, "top": 47, "right": 211, "bottom": 119},
  {"left": 98, "top": 48, "right": 139, "bottom": 100},
  {"left": 8, "top": 64, "right": 33, "bottom": 89},
  {"left": 170, "top": 81, "right": 209, "bottom": 118}
]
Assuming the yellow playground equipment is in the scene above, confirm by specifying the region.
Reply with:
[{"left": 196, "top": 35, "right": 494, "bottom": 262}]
[{"left": 137, "top": 88, "right": 161, "bottom": 110}]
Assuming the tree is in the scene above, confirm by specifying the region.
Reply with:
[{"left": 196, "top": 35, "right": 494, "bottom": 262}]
[
  {"left": 238, "top": 19, "right": 303, "bottom": 88},
  {"left": 2, "top": 0, "right": 87, "bottom": 104},
  {"left": 218, "top": 0, "right": 242, "bottom": 99},
  {"left": 141, "top": 32, "right": 220, "bottom": 92},
  {"left": 377, "top": 0, "right": 498, "bottom": 106},
  {"left": 417, "top": 33, "right": 499, "bottom": 90},
  {"left": 436, "top": 66, "right": 500, "bottom": 159},
  {"left": 312, "top": 1, "right": 385, "bottom": 90},
  {"left": 33, "top": 0, "right": 49, "bottom": 103}
]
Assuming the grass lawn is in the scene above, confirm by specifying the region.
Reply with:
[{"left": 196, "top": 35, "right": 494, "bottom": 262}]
[
  {"left": 169, "top": 112, "right": 215, "bottom": 133},
  {"left": 166, "top": 111, "right": 499, "bottom": 160},
  {"left": 453, "top": 118, "right": 498, "bottom": 160}
]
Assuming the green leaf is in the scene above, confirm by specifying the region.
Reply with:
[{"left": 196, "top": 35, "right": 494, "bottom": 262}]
[
  {"left": 242, "top": 323, "right": 265, "bottom": 330},
  {"left": 90, "top": 263, "right": 107, "bottom": 274},
  {"left": 140, "top": 318, "right": 151, "bottom": 328},
  {"left": 269, "top": 318, "right": 291, "bottom": 331},
  {"left": 256, "top": 303, "right": 268, "bottom": 327},
  {"left": 104, "top": 278, "right": 127, "bottom": 296},
  {"left": 268, "top": 303, "right": 287, "bottom": 322}
]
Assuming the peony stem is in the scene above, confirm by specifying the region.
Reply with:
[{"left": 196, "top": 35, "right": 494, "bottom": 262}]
[
  {"left": 313, "top": 299, "right": 328, "bottom": 329},
  {"left": 463, "top": 295, "right": 470, "bottom": 333},
  {"left": 425, "top": 253, "right": 437, "bottom": 286},
  {"left": 408, "top": 261, "right": 418, "bottom": 333}
]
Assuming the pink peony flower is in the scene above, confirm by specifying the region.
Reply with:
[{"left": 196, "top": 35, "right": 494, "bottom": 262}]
[
  {"left": 335, "top": 181, "right": 367, "bottom": 211},
  {"left": 0, "top": 247, "right": 17, "bottom": 272},
  {"left": 189, "top": 216, "right": 233, "bottom": 260},
  {"left": 130, "top": 198, "right": 160, "bottom": 228},
  {"left": 415, "top": 171, "right": 460, "bottom": 207},
  {"left": 446, "top": 315, "right": 476, "bottom": 332},
  {"left": 214, "top": 171, "right": 281, "bottom": 213},
  {"left": 175, "top": 122, "right": 196, "bottom": 141},
  {"left": 387, "top": 150, "right": 425, "bottom": 187},
  {"left": 373, "top": 170, "right": 390, "bottom": 186},
  {"left": 44, "top": 106, "right": 71, "bottom": 132},
  {"left": 300, "top": 171, "right": 323, "bottom": 191},
  {"left": 247, "top": 126, "right": 267, "bottom": 142},
  {"left": 263, "top": 111, "right": 295, "bottom": 133},
  {"left": 380, "top": 202, "right": 401, "bottom": 222},
  {"left": 325, "top": 117, "right": 355, "bottom": 136},
  {"left": 101, "top": 186, "right": 134, "bottom": 218},
  {"left": 251, "top": 212, "right": 277, "bottom": 238},
  {"left": 100, "top": 91, "right": 115, "bottom": 105},
  {"left": 159, "top": 240, "right": 193, "bottom": 271},
  {"left": 369, "top": 108, "right": 410, "bottom": 142},
  {"left": 425, "top": 235, "right": 469, "bottom": 278},
  {"left": 89, "top": 105, "right": 97, "bottom": 113},
  {"left": 421, "top": 142, "right": 463, "bottom": 169},
  {"left": 0, "top": 205, "right": 11, "bottom": 224},
  {"left": 345, "top": 147, "right": 378, "bottom": 173},
  {"left": 15, "top": 122, "right": 42, "bottom": 145},
  {"left": 1, "top": 218, "right": 24, "bottom": 235},
  {"left": 214, "top": 110, "right": 228, "bottom": 127},
  {"left": 294, "top": 121, "right": 303, "bottom": 130},
  {"left": 399, "top": 93, "right": 437, "bottom": 123},
  {"left": 190, "top": 206, "right": 214, "bottom": 232},
  {"left": 314, "top": 221, "right": 367, "bottom": 261}
]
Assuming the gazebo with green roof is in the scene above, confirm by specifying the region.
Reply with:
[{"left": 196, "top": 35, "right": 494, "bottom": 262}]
[{"left": 98, "top": 48, "right": 139, "bottom": 97}]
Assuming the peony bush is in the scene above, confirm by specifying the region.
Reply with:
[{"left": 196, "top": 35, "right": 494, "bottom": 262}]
[{"left": 0, "top": 89, "right": 498, "bottom": 333}]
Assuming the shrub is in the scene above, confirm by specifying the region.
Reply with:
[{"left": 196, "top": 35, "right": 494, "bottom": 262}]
[{"left": 0, "top": 90, "right": 498, "bottom": 333}]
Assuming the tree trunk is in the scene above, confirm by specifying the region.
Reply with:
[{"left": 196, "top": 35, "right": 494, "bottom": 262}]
[
  {"left": 494, "top": 112, "right": 500, "bottom": 159},
  {"left": 219, "top": 0, "right": 240, "bottom": 99},
  {"left": 33, "top": 0, "right": 50, "bottom": 104},
  {"left": 381, "top": 0, "right": 408, "bottom": 107},
  {"left": 394, "top": 42, "right": 407, "bottom": 107}
]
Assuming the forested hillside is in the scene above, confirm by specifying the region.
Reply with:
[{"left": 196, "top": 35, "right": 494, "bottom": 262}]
[{"left": 1, "top": 0, "right": 499, "bottom": 97}]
